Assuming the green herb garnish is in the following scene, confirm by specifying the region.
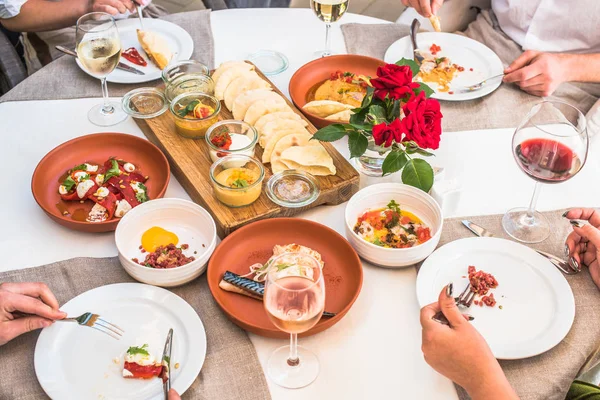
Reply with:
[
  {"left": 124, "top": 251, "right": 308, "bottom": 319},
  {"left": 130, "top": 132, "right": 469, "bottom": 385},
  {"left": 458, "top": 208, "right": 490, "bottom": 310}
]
[
  {"left": 62, "top": 176, "right": 77, "bottom": 192},
  {"left": 401, "top": 225, "right": 416, "bottom": 235},
  {"left": 163, "top": 355, "right": 171, "bottom": 364},
  {"left": 177, "top": 100, "right": 200, "bottom": 118},
  {"left": 145, "top": 263, "right": 153, "bottom": 268},
  {"left": 373, "top": 238, "right": 385, "bottom": 247},
  {"left": 135, "top": 182, "right": 149, "bottom": 203},
  {"left": 103, "top": 159, "right": 121, "bottom": 183},
  {"left": 343, "top": 72, "right": 353, "bottom": 77},
  {"left": 232, "top": 178, "right": 249, "bottom": 188},
  {"left": 387, "top": 200, "right": 401, "bottom": 214},
  {"left": 435, "top": 57, "right": 446, "bottom": 65},
  {"left": 275, "top": 263, "right": 293, "bottom": 272},
  {"left": 127, "top": 344, "right": 149, "bottom": 356},
  {"left": 71, "top": 164, "right": 87, "bottom": 172}
]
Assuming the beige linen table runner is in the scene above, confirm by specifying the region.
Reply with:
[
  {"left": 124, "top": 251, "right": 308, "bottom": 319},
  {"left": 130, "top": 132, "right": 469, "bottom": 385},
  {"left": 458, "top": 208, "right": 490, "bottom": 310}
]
[
  {"left": 0, "top": 257, "right": 271, "bottom": 400},
  {"left": 341, "top": 10, "right": 600, "bottom": 134},
  {"left": 422, "top": 211, "right": 600, "bottom": 400},
  {"left": 0, "top": 10, "right": 214, "bottom": 103}
]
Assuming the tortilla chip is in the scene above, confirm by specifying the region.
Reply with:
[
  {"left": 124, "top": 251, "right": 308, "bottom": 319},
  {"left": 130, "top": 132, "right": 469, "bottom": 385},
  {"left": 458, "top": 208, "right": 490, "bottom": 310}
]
[{"left": 430, "top": 15, "right": 441, "bottom": 32}]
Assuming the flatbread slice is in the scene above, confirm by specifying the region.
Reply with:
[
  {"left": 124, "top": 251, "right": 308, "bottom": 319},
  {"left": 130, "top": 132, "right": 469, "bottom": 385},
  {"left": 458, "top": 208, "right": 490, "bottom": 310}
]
[
  {"left": 212, "top": 61, "right": 254, "bottom": 87},
  {"left": 279, "top": 145, "right": 336, "bottom": 176},
  {"left": 430, "top": 15, "right": 441, "bottom": 32},
  {"left": 270, "top": 133, "right": 321, "bottom": 173},
  {"left": 325, "top": 109, "right": 353, "bottom": 122},
  {"left": 214, "top": 65, "right": 256, "bottom": 100},
  {"left": 262, "top": 128, "right": 310, "bottom": 163},
  {"left": 255, "top": 112, "right": 307, "bottom": 133},
  {"left": 232, "top": 89, "right": 281, "bottom": 120},
  {"left": 302, "top": 100, "right": 354, "bottom": 118},
  {"left": 223, "top": 73, "right": 271, "bottom": 111},
  {"left": 244, "top": 99, "right": 290, "bottom": 126},
  {"left": 136, "top": 29, "right": 172, "bottom": 70},
  {"left": 259, "top": 119, "right": 309, "bottom": 148}
]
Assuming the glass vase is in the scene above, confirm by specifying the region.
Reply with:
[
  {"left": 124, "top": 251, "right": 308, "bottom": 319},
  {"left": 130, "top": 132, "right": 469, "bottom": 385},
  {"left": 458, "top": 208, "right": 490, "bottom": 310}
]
[{"left": 352, "top": 137, "right": 391, "bottom": 176}]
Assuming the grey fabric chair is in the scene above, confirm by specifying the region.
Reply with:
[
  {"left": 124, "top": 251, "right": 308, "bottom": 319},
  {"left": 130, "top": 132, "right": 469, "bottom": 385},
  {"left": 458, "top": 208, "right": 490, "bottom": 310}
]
[{"left": 0, "top": 28, "right": 27, "bottom": 95}]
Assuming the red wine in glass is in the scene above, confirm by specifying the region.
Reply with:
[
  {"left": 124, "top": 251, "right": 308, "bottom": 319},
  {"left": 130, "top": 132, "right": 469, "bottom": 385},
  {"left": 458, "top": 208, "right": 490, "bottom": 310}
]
[{"left": 515, "top": 138, "right": 583, "bottom": 183}]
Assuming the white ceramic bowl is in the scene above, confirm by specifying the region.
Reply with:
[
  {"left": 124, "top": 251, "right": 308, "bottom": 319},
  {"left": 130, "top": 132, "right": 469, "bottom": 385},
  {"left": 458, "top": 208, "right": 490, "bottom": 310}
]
[
  {"left": 115, "top": 198, "right": 217, "bottom": 287},
  {"left": 344, "top": 183, "right": 443, "bottom": 268}
]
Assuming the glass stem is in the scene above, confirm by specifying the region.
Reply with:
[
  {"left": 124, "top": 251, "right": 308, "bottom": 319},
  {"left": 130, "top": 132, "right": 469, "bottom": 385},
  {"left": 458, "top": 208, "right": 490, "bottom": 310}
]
[
  {"left": 525, "top": 182, "right": 542, "bottom": 224},
  {"left": 324, "top": 23, "right": 332, "bottom": 56},
  {"left": 100, "top": 77, "right": 114, "bottom": 115},
  {"left": 287, "top": 333, "right": 299, "bottom": 366}
]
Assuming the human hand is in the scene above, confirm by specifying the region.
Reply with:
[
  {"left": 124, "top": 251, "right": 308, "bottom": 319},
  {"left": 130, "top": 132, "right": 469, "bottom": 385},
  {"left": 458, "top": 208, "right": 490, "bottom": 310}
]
[
  {"left": 400, "top": 0, "right": 444, "bottom": 18},
  {"left": 0, "top": 282, "right": 66, "bottom": 346},
  {"left": 90, "top": 0, "right": 149, "bottom": 15},
  {"left": 503, "top": 51, "right": 575, "bottom": 97},
  {"left": 420, "top": 285, "right": 518, "bottom": 399},
  {"left": 564, "top": 208, "right": 600, "bottom": 289},
  {"left": 168, "top": 388, "right": 181, "bottom": 400}
]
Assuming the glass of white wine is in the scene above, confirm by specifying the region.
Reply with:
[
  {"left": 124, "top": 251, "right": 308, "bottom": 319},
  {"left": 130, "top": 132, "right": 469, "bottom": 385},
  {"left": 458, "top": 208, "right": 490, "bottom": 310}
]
[
  {"left": 263, "top": 252, "right": 325, "bottom": 388},
  {"left": 311, "top": 0, "right": 349, "bottom": 57},
  {"left": 76, "top": 12, "right": 127, "bottom": 126}
]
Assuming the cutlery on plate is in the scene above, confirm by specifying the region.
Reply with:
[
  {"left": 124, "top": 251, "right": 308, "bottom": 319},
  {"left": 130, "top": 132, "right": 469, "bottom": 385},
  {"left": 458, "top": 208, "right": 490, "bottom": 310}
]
[
  {"left": 432, "top": 283, "right": 474, "bottom": 326},
  {"left": 410, "top": 19, "right": 424, "bottom": 65},
  {"left": 461, "top": 220, "right": 578, "bottom": 275},
  {"left": 55, "top": 45, "right": 145, "bottom": 76},
  {"left": 60, "top": 312, "right": 124, "bottom": 340},
  {"left": 162, "top": 328, "right": 173, "bottom": 399},
  {"left": 136, "top": 4, "right": 145, "bottom": 29},
  {"left": 457, "top": 74, "right": 505, "bottom": 93}
]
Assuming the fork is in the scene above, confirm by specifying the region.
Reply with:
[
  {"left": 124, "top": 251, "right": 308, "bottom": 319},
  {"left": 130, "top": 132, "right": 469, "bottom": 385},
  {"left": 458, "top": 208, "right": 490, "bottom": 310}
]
[
  {"left": 410, "top": 19, "right": 424, "bottom": 65},
  {"left": 456, "top": 74, "right": 505, "bottom": 93},
  {"left": 431, "top": 283, "right": 474, "bottom": 326},
  {"left": 60, "top": 312, "right": 124, "bottom": 340}
]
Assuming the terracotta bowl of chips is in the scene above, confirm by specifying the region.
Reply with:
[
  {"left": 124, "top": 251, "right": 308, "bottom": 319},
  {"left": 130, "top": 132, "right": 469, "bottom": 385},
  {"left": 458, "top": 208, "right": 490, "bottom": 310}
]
[
  {"left": 31, "top": 133, "right": 170, "bottom": 233},
  {"left": 207, "top": 218, "right": 363, "bottom": 338},
  {"left": 289, "top": 54, "right": 386, "bottom": 129}
]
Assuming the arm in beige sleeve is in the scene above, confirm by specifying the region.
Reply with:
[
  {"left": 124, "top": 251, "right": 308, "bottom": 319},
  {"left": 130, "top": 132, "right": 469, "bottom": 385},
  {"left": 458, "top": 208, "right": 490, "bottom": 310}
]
[{"left": 0, "top": 0, "right": 90, "bottom": 32}]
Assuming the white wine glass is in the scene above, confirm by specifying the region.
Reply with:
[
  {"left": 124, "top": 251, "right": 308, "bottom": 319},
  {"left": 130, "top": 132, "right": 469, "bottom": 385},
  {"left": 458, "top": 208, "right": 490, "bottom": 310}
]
[
  {"left": 502, "top": 100, "right": 588, "bottom": 243},
  {"left": 310, "top": 0, "right": 349, "bottom": 57},
  {"left": 76, "top": 12, "right": 127, "bottom": 126},
  {"left": 263, "top": 252, "right": 325, "bottom": 389}
]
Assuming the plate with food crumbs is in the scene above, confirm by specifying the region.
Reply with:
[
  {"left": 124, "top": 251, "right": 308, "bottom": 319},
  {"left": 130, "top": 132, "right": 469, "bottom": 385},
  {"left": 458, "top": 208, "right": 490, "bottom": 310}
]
[
  {"left": 384, "top": 32, "right": 503, "bottom": 101},
  {"left": 34, "top": 283, "right": 205, "bottom": 400},
  {"left": 416, "top": 237, "right": 574, "bottom": 359}
]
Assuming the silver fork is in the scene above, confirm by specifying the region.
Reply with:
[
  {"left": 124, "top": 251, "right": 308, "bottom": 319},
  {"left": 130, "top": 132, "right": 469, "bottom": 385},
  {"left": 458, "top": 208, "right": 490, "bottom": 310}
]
[
  {"left": 432, "top": 283, "right": 474, "bottom": 326},
  {"left": 60, "top": 312, "right": 124, "bottom": 340},
  {"left": 410, "top": 19, "right": 424, "bottom": 65},
  {"left": 456, "top": 74, "right": 505, "bottom": 93}
]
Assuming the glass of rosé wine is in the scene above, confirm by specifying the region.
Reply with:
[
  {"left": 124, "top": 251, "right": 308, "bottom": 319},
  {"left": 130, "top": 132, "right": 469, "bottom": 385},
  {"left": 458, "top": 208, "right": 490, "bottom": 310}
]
[
  {"left": 263, "top": 252, "right": 325, "bottom": 389},
  {"left": 503, "top": 100, "right": 588, "bottom": 243}
]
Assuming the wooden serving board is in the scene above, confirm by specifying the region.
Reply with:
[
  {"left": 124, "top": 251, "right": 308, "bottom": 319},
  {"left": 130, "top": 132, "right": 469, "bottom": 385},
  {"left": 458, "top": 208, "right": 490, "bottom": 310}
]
[{"left": 134, "top": 64, "right": 359, "bottom": 237}]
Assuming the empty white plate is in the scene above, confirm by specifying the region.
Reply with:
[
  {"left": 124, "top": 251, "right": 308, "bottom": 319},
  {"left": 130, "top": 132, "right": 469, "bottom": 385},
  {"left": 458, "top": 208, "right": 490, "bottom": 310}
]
[
  {"left": 384, "top": 32, "right": 504, "bottom": 101},
  {"left": 76, "top": 18, "right": 194, "bottom": 84},
  {"left": 416, "top": 237, "right": 574, "bottom": 359},
  {"left": 35, "top": 283, "right": 206, "bottom": 399}
]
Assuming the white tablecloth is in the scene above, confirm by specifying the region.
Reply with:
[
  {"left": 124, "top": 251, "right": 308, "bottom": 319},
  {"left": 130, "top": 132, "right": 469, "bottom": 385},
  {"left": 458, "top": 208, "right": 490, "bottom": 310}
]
[{"left": 1, "top": 8, "right": 600, "bottom": 400}]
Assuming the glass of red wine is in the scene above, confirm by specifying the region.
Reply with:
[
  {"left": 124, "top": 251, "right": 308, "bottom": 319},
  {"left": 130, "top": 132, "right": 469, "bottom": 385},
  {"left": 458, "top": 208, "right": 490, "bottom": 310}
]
[{"left": 503, "top": 100, "right": 588, "bottom": 243}]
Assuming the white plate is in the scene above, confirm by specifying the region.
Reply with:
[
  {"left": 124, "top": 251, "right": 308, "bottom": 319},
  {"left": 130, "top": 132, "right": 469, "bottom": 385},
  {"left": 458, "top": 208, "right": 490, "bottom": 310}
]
[
  {"left": 34, "top": 283, "right": 206, "bottom": 399},
  {"left": 416, "top": 237, "right": 574, "bottom": 359},
  {"left": 384, "top": 32, "right": 504, "bottom": 101},
  {"left": 76, "top": 18, "right": 194, "bottom": 84}
]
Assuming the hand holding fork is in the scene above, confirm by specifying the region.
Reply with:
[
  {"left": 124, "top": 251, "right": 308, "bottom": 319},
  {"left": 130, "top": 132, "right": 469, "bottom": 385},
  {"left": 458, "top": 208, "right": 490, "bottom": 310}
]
[{"left": 431, "top": 282, "right": 475, "bottom": 326}]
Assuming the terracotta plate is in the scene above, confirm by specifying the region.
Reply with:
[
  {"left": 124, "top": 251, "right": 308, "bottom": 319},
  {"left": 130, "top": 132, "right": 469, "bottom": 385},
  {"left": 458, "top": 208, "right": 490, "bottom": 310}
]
[
  {"left": 289, "top": 54, "right": 386, "bottom": 128},
  {"left": 207, "top": 218, "right": 363, "bottom": 338},
  {"left": 31, "top": 132, "right": 170, "bottom": 233}
]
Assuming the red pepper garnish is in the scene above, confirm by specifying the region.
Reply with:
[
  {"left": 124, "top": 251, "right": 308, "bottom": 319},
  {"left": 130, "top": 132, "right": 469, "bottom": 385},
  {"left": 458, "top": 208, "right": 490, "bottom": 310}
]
[
  {"left": 430, "top": 43, "right": 441, "bottom": 55},
  {"left": 123, "top": 362, "right": 163, "bottom": 379},
  {"left": 121, "top": 47, "right": 147, "bottom": 67},
  {"left": 210, "top": 131, "right": 232, "bottom": 150}
]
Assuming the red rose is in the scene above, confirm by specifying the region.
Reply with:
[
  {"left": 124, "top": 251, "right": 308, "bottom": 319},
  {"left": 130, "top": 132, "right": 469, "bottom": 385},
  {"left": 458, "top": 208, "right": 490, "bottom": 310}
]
[
  {"left": 401, "top": 91, "right": 442, "bottom": 150},
  {"left": 371, "top": 64, "right": 420, "bottom": 101},
  {"left": 372, "top": 118, "right": 404, "bottom": 147}
]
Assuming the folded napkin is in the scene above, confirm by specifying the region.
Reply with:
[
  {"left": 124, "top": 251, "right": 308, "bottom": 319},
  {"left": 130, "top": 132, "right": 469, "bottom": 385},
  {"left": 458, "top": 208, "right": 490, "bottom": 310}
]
[
  {"left": 341, "top": 10, "right": 599, "bottom": 133},
  {"left": 0, "top": 257, "right": 271, "bottom": 400},
  {"left": 427, "top": 211, "right": 600, "bottom": 400},
  {"left": 0, "top": 10, "right": 215, "bottom": 103}
]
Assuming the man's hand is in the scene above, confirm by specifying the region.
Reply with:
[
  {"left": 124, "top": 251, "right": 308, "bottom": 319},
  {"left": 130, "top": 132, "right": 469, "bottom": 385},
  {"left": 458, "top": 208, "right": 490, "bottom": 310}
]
[
  {"left": 168, "top": 388, "right": 181, "bottom": 400},
  {"left": 400, "top": 0, "right": 444, "bottom": 17},
  {"left": 90, "top": 0, "right": 149, "bottom": 15},
  {"left": 503, "top": 51, "right": 575, "bottom": 97},
  {"left": 0, "top": 282, "right": 66, "bottom": 346}
]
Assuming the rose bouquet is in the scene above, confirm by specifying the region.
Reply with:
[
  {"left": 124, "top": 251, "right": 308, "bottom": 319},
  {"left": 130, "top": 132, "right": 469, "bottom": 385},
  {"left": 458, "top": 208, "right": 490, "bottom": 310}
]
[{"left": 312, "top": 59, "right": 442, "bottom": 192}]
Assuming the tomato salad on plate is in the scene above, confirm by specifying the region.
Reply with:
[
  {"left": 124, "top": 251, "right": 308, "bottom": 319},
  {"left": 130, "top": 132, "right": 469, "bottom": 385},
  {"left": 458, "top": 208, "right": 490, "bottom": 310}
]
[{"left": 57, "top": 158, "right": 149, "bottom": 223}]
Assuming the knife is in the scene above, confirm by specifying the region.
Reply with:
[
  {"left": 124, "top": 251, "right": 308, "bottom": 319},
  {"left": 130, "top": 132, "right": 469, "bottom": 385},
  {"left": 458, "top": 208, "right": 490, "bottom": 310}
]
[
  {"left": 55, "top": 45, "right": 145, "bottom": 75},
  {"left": 461, "top": 220, "right": 578, "bottom": 275},
  {"left": 161, "top": 328, "right": 173, "bottom": 399}
]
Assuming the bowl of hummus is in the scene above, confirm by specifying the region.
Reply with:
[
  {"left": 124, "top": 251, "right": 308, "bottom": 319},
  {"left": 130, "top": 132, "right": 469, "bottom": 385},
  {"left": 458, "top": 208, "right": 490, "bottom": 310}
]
[{"left": 209, "top": 154, "right": 265, "bottom": 207}]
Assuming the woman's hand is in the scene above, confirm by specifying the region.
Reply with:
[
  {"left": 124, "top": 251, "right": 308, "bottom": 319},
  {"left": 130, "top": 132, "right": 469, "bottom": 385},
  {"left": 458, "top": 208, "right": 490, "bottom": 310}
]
[
  {"left": 400, "top": 0, "right": 444, "bottom": 18},
  {"left": 0, "top": 282, "right": 66, "bottom": 346},
  {"left": 420, "top": 285, "right": 518, "bottom": 400},
  {"left": 91, "top": 0, "right": 149, "bottom": 15},
  {"left": 503, "top": 51, "right": 576, "bottom": 97},
  {"left": 564, "top": 208, "right": 600, "bottom": 289}
]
